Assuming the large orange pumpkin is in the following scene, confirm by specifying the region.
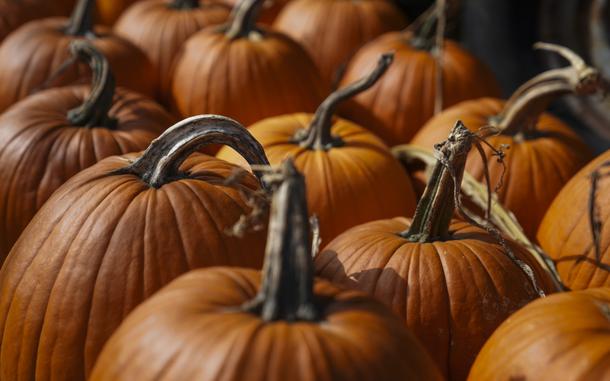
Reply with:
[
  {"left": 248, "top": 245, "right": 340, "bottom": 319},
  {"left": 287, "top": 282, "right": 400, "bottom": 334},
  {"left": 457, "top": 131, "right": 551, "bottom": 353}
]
[
  {"left": 315, "top": 121, "right": 556, "bottom": 381},
  {"left": 0, "top": 115, "right": 269, "bottom": 381},
  {"left": 217, "top": 53, "right": 417, "bottom": 246},
  {"left": 469, "top": 287, "right": 610, "bottom": 380},
  {"left": 0, "top": 41, "right": 173, "bottom": 262},
  {"left": 412, "top": 43, "right": 598, "bottom": 240},
  {"left": 115, "top": 0, "right": 230, "bottom": 103},
  {"left": 273, "top": 0, "right": 407, "bottom": 84},
  {"left": 0, "top": 0, "right": 156, "bottom": 113},
  {"left": 171, "top": 0, "right": 327, "bottom": 125},
  {"left": 339, "top": 7, "right": 500, "bottom": 145},
  {"left": 90, "top": 159, "right": 443, "bottom": 381},
  {"left": 538, "top": 150, "right": 610, "bottom": 290}
]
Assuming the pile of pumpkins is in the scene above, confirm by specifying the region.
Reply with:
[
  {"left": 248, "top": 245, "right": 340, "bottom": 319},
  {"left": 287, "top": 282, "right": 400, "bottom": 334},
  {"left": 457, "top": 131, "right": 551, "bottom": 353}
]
[{"left": 0, "top": 0, "right": 608, "bottom": 380}]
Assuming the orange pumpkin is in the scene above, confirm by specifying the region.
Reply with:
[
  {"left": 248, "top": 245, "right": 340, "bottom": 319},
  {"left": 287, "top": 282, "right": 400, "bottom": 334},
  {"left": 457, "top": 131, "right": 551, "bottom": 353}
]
[
  {"left": 339, "top": 7, "right": 500, "bottom": 145},
  {"left": 217, "top": 53, "right": 417, "bottom": 245},
  {"left": 0, "top": 41, "right": 173, "bottom": 261},
  {"left": 412, "top": 43, "right": 598, "bottom": 240},
  {"left": 315, "top": 121, "right": 556, "bottom": 380},
  {"left": 538, "top": 150, "right": 610, "bottom": 290},
  {"left": 96, "top": 0, "right": 143, "bottom": 24},
  {"left": 171, "top": 0, "right": 327, "bottom": 125},
  {"left": 273, "top": 0, "right": 407, "bottom": 84},
  {"left": 90, "top": 159, "right": 443, "bottom": 381},
  {"left": 0, "top": 0, "right": 157, "bottom": 113},
  {"left": 469, "top": 288, "right": 610, "bottom": 380},
  {"left": 115, "top": 0, "right": 230, "bottom": 104},
  {"left": 0, "top": 115, "right": 269, "bottom": 381}
]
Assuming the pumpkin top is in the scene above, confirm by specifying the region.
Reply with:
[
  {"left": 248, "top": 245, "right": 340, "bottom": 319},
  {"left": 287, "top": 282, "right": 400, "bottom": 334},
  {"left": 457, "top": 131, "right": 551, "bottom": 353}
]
[
  {"left": 493, "top": 43, "right": 604, "bottom": 137},
  {"left": 405, "top": 0, "right": 446, "bottom": 52},
  {"left": 225, "top": 0, "right": 264, "bottom": 39},
  {"left": 67, "top": 40, "right": 117, "bottom": 129},
  {"left": 119, "top": 114, "right": 270, "bottom": 188},
  {"left": 293, "top": 52, "right": 394, "bottom": 151}
]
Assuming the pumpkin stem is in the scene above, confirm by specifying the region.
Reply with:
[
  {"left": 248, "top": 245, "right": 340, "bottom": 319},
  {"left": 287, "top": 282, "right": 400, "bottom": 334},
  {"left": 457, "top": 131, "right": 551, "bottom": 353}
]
[
  {"left": 401, "top": 121, "right": 474, "bottom": 242},
  {"left": 242, "top": 159, "right": 318, "bottom": 322},
  {"left": 121, "top": 115, "right": 269, "bottom": 188},
  {"left": 496, "top": 43, "right": 604, "bottom": 136},
  {"left": 225, "top": 0, "right": 264, "bottom": 40},
  {"left": 65, "top": 0, "right": 95, "bottom": 37},
  {"left": 406, "top": 0, "right": 446, "bottom": 52},
  {"left": 295, "top": 53, "right": 394, "bottom": 151},
  {"left": 67, "top": 41, "right": 117, "bottom": 129},
  {"left": 170, "top": 0, "right": 200, "bottom": 9}
]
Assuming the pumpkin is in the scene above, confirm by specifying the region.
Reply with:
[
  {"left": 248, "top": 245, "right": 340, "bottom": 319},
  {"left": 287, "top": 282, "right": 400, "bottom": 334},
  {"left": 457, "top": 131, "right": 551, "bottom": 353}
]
[
  {"left": 115, "top": 0, "right": 230, "bottom": 104},
  {"left": 217, "top": 53, "right": 417, "bottom": 246},
  {"left": 412, "top": 43, "right": 599, "bottom": 240},
  {"left": 469, "top": 287, "right": 610, "bottom": 380},
  {"left": 171, "top": 0, "right": 327, "bottom": 125},
  {"left": 90, "top": 159, "right": 443, "bottom": 381},
  {"left": 0, "top": 0, "right": 157, "bottom": 113},
  {"left": 0, "top": 115, "right": 270, "bottom": 381},
  {"left": 96, "top": 0, "right": 143, "bottom": 24},
  {"left": 219, "top": 0, "right": 288, "bottom": 25},
  {"left": 0, "top": 0, "right": 61, "bottom": 42},
  {"left": 339, "top": 5, "right": 500, "bottom": 145},
  {"left": 538, "top": 150, "right": 610, "bottom": 290},
  {"left": 273, "top": 0, "right": 407, "bottom": 85},
  {"left": 0, "top": 41, "right": 172, "bottom": 262},
  {"left": 315, "top": 121, "right": 556, "bottom": 381}
]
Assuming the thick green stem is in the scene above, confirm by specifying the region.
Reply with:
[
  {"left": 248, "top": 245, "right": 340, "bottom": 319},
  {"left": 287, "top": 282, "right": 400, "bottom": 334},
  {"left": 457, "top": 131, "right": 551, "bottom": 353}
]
[
  {"left": 225, "top": 0, "right": 264, "bottom": 39},
  {"left": 67, "top": 41, "right": 117, "bottom": 128},
  {"left": 242, "top": 159, "right": 318, "bottom": 322},
  {"left": 401, "top": 121, "right": 474, "bottom": 242},
  {"left": 295, "top": 53, "right": 394, "bottom": 151},
  {"left": 121, "top": 115, "right": 270, "bottom": 188},
  {"left": 169, "top": 0, "right": 200, "bottom": 9},
  {"left": 495, "top": 43, "right": 603, "bottom": 136},
  {"left": 65, "top": 0, "right": 95, "bottom": 37}
]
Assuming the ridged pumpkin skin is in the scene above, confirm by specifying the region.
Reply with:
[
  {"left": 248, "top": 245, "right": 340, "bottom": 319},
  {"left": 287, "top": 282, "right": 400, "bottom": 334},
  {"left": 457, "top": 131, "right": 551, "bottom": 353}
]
[
  {"left": 91, "top": 267, "right": 443, "bottom": 381},
  {"left": 538, "top": 151, "right": 610, "bottom": 290},
  {"left": 0, "top": 85, "right": 173, "bottom": 261},
  {"left": 412, "top": 98, "right": 593, "bottom": 239},
  {"left": 316, "top": 218, "right": 555, "bottom": 381},
  {"left": 274, "top": 0, "right": 406, "bottom": 84},
  {"left": 469, "top": 288, "right": 610, "bottom": 380},
  {"left": 340, "top": 32, "right": 501, "bottom": 145},
  {"left": 0, "top": 154, "right": 267, "bottom": 381},
  {"left": 217, "top": 113, "right": 417, "bottom": 245},
  {"left": 115, "top": 0, "right": 230, "bottom": 101},
  {"left": 171, "top": 27, "right": 327, "bottom": 125},
  {"left": 0, "top": 18, "right": 156, "bottom": 113}
]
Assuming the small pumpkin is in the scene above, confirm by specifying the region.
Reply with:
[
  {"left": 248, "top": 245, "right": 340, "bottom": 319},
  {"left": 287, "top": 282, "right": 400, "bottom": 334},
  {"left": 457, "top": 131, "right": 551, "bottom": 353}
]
[
  {"left": 0, "top": 0, "right": 61, "bottom": 42},
  {"left": 90, "top": 159, "right": 443, "bottom": 381},
  {"left": 171, "top": 0, "right": 327, "bottom": 125},
  {"left": 115, "top": 0, "right": 230, "bottom": 103},
  {"left": 0, "top": 41, "right": 173, "bottom": 261},
  {"left": 217, "top": 53, "right": 417, "bottom": 245},
  {"left": 412, "top": 43, "right": 599, "bottom": 240},
  {"left": 339, "top": 5, "right": 500, "bottom": 145},
  {"left": 273, "top": 0, "right": 407, "bottom": 84},
  {"left": 469, "top": 287, "right": 610, "bottom": 380},
  {"left": 0, "top": 0, "right": 157, "bottom": 113},
  {"left": 315, "top": 121, "right": 556, "bottom": 381},
  {"left": 0, "top": 115, "right": 269, "bottom": 381},
  {"left": 538, "top": 151, "right": 610, "bottom": 290}
]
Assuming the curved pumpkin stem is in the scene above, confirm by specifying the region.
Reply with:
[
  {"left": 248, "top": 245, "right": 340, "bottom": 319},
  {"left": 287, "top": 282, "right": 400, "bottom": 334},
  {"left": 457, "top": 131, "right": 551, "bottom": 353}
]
[
  {"left": 393, "top": 144, "right": 567, "bottom": 292},
  {"left": 67, "top": 41, "right": 117, "bottom": 129},
  {"left": 65, "top": 0, "right": 96, "bottom": 36},
  {"left": 295, "top": 53, "right": 394, "bottom": 151},
  {"left": 170, "top": 0, "right": 201, "bottom": 9},
  {"left": 225, "top": 0, "right": 264, "bottom": 40},
  {"left": 242, "top": 159, "right": 318, "bottom": 322},
  {"left": 122, "top": 115, "right": 270, "bottom": 188},
  {"left": 496, "top": 43, "right": 604, "bottom": 136}
]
